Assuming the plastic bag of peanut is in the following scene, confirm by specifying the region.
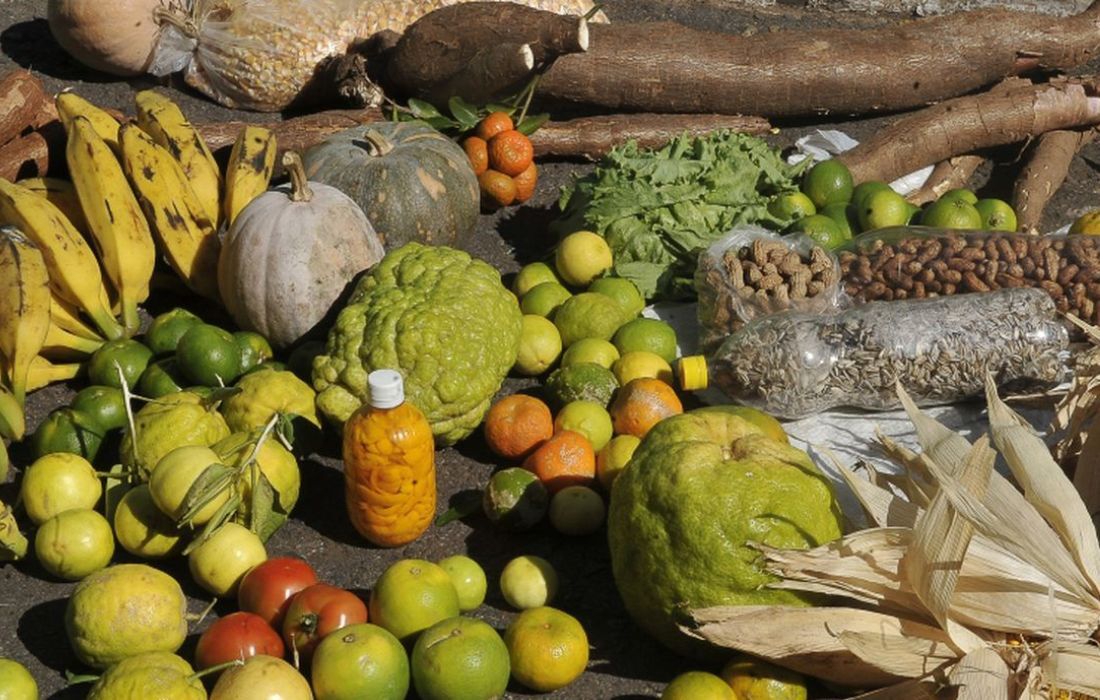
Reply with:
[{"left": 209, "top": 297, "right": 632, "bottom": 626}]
[
  {"left": 694, "top": 227, "right": 843, "bottom": 354},
  {"left": 150, "top": 0, "right": 603, "bottom": 112}
]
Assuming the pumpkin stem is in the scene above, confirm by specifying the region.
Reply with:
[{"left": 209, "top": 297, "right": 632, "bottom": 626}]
[
  {"left": 282, "top": 152, "right": 314, "bottom": 203},
  {"left": 362, "top": 130, "right": 396, "bottom": 157}
]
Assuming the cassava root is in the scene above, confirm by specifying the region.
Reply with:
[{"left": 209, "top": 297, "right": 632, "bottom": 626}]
[{"left": 1012, "top": 129, "right": 1097, "bottom": 232}]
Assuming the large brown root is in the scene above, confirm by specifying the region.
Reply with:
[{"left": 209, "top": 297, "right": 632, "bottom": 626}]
[
  {"left": 838, "top": 78, "right": 1100, "bottom": 185},
  {"left": 0, "top": 70, "right": 56, "bottom": 148},
  {"left": 906, "top": 156, "right": 985, "bottom": 206},
  {"left": 1012, "top": 129, "right": 1097, "bottom": 233},
  {"left": 533, "top": 1, "right": 1100, "bottom": 117}
]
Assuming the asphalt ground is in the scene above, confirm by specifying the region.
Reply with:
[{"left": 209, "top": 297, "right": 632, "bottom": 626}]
[{"left": 0, "top": 1, "right": 1098, "bottom": 698}]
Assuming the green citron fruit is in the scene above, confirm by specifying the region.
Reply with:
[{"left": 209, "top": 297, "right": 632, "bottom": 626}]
[
  {"left": 819, "top": 202, "right": 858, "bottom": 239},
  {"left": 233, "top": 331, "right": 274, "bottom": 374},
  {"left": 514, "top": 315, "right": 563, "bottom": 376},
  {"left": 850, "top": 180, "right": 891, "bottom": 210},
  {"left": 519, "top": 282, "right": 571, "bottom": 318},
  {"left": 144, "top": 307, "right": 202, "bottom": 357},
  {"left": 974, "top": 198, "right": 1018, "bottom": 232},
  {"left": 543, "top": 362, "right": 619, "bottom": 409},
  {"left": 513, "top": 262, "right": 560, "bottom": 298},
  {"left": 66, "top": 563, "right": 189, "bottom": 669},
  {"left": 553, "top": 292, "right": 625, "bottom": 347},
  {"left": 920, "top": 196, "right": 982, "bottom": 229},
  {"left": 482, "top": 467, "right": 549, "bottom": 532},
  {"left": 311, "top": 623, "right": 409, "bottom": 700},
  {"left": 767, "top": 191, "right": 816, "bottom": 221},
  {"left": 86, "top": 652, "right": 204, "bottom": 700},
  {"left": 939, "top": 187, "right": 978, "bottom": 205},
  {"left": 87, "top": 339, "right": 153, "bottom": 390},
  {"left": 438, "top": 555, "right": 488, "bottom": 612},
  {"left": 800, "top": 159, "right": 853, "bottom": 209},
  {"left": 607, "top": 409, "right": 842, "bottom": 658},
  {"left": 587, "top": 277, "right": 645, "bottom": 319},
  {"left": 30, "top": 408, "right": 105, "bottom": 462},
  {"left": 612, "top": 318, "right": 677, "bottom": 364},
  {"left": 70, "top": 385, "right": 127, "bottom": 433},
  {"left": 175, "top": 323, "right": 243, "bottom": 387},
  {"left": 0, "top": 658, "right": 38, "bottom": 700},
  {"left": 369, "top": 559, "right": 461, "bottom": 644},
  {"left": 857, "top": 188, "right": 910, "bottom": 232},
  {"left": 120, "top": 391, "right": 231, "bottom": 480},
  {"left": 560, "top": 338, "right": 619, "bottom": 370},
  {"left": 411, "top": 616, "right": 510, "bottom": 700},
  {"left": 136, "top": 358, "right": 186, "bottom": 399}
]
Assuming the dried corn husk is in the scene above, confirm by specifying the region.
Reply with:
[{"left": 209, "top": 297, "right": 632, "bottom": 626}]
[
  {"left": 684, "top": 381, "right": 1100, "bottom": 699},
  {"left": 150, "top": 0, "right": 605, "bottom": 111}
]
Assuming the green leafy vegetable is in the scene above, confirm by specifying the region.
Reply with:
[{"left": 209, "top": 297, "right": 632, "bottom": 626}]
[{"left": 553, "top": 131, "right": 810, "bottom": 300}]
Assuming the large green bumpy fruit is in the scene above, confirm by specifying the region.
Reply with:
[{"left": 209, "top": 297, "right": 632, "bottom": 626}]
[
  {"left": 313, "top": 243, "right": 522, "bottom": 445},
  {"left": 607, "top": 409, "right": 842, "bottom": 658}
]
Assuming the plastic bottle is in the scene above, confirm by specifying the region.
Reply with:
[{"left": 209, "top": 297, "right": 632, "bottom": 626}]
[{"left": 342, "top": 369, "right": 436, "bottom": 547}]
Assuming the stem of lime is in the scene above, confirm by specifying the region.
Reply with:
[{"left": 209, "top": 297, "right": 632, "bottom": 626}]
[{"left": 187, "top": 658, "right": 244, "bottom": 682}]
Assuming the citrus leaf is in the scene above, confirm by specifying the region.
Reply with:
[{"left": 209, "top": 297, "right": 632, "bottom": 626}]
[
  {"left": 181, "top": 493, "right": 240, "bottom": 556},
  {"left": 276, "top": 413, "right": 297, "bottom": 446},
  {"left": 201, "top": 386, "right": 242, "bottom": 408},
  {"left": 436, "top": 489, "right": 483, "bottom": 526},
  {"left": 408, "top": 99, "right": 444, "bottom": 119},
  {"left": 423, "top": 116, "right": 458, "bottom": 131},
  {"left": 485, "top": 102, "right": 514, "bottom": 115},
  {"left": 449, "top": 96, "right": 480, "bottom": 130},
  {"left": 249, "top": 472, "right": 278, "bottom": 541},
  {"left": 178, "top": 464, "right": 235, "bottom": 527},
  {"left": 516, "top": 112, "right": 550, "bottom": 136}
]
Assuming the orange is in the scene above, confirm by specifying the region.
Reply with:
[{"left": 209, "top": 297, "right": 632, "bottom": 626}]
[
  {"left": 476, "top": 111, "right": 514, "bottom": 141},
  {"left": 513, "top": 162, "right": 538, "bottom": 203},
  {"left": 488, "top": 130, "right": 534, "bottom": 177},
  {"left": 719, "top": 655, "right": 808, "bottom": 699},
  {"left": 609, "top": 377, "right": 683, "bottom": 439},
  {"left": 504, "top": 606, "right": 588, "bottom": 693},
  {"left": 411, "top": 616, "right": 510, "bottom": 700},
  {"left": 369, "top": 559, "right": 461, "bottom": 644},
  {"left": 484, "top": 394, "right": 553, "bottom": 460},
  {"left": 662, "top": 671, "right": 736, "bottom": 699},
  {"left": 522, "top": 430, "right": 596, "bottom": 494},
  {"left": 462, "top": 136, "right": 489, "bottom": 176},
  {"left": 478, "top": 169, "right": 516, "bottom": 208}
]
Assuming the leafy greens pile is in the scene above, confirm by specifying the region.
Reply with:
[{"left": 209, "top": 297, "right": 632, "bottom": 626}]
[{"left": 552, "top": 131, "right": 809, "bottom": 300}]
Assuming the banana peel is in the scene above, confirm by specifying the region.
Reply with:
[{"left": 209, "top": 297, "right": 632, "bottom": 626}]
[{"left": 0, "top": 500, "right": 27, "bottom": 561}]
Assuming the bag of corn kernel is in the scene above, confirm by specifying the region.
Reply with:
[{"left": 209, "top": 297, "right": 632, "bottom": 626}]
[
  {"left": 694, "top": 226, "right": 843, "bottom": 355},
  {"left": 150, "top": 0, "right": 605, "bottom": 112}
]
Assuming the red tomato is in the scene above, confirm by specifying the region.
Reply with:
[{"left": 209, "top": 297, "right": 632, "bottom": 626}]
[
  {"left": 282, "top": 583, "right": 367, "bottom": 665},
  {"left": 237, "top": 556, "right": 319, "bottom": 628},
  {"left": 195, "top": 611, "right": 285, "bottom": 670}
]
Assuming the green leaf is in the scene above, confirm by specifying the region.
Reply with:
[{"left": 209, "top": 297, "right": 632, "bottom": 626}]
[
  {"left": 201, "top": 386, "right": 242, "bottom": 410},
  {"left": 181, "top": 493, "right": 240, "bottom": 556},
  {"left": 178, "top": 464, "right": 235, "bottom": 527},
  {"left": 436, "top": 489, "right": 483, "bottom": 526},
  {"left": 485, "top": 103, "right": 515, "bottom": 115},
  {"left": 408, "top": 99, "right": 444, "bottom": 119},
  {"left": 276, "top": 413, "right": 296, "bottom": 446},
  {"left": 424, "top": 116, "right": 458, "bottom": 131},
  {"left": 249, "top": 473, "right": 279, "bottom": 541},
  {"left": 448, "top": 96, "right": 480, "bottom": 130},
  {"left": 516, "top": 112, "right": 550, "bottom": 136}
]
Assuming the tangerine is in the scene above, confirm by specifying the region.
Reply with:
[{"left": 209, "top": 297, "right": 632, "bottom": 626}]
[
  {"left": 484, "top": 395, "right": 553, "bottom": 460},
  {"left": 609, "top": 377, "right": 684, "bottom": 439},
  {"left": 522, "top": 430, "right": 596, "bottom": 493},
  {"left": 504, "top": 606, "right": 588, "bottom": 693},
  {"left": 462, "top": 136, "right": 489, "bottom": 176},
  {"left": 488, "top": 130, "right": 534, "bottom": 177},
  {"left": 513, "top": 162, "right": 538, "bottom": 203},
  {"left": 476, "top": 111, "right": 514, "bottom": 141},
  {"left": 478, "top": 169, "right": 516, "bottom": 208}
]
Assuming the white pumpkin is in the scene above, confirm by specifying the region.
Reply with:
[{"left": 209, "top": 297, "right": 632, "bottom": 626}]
[
  {"left": 47, "top": 0, "right": 175, "bottom": 77},
  {"left": 217, "top": 152, "right": 385, "bottom": 349}
]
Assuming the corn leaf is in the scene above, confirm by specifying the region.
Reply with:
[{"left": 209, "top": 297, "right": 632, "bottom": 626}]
[
  {"left": 833, "top": 456, "right": 921, "bottom": 529},
  {"left": 1035, "top": 639, "right": 1100, "bottom": 696},
  {"left": 947, "top": 646, "right": 1012, "bottom": 699},
  {"left": 848, "top": 679, "right": 943, "bottom": 699}
]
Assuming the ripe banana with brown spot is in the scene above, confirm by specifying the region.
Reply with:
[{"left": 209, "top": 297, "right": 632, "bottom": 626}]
[
  {"left": 50, "top": 293, "right": 105, "bottom": 343},
  {"left": 224, "top": 126, "right": 277, "bottom": 227},
  {"left": 56, "top": 91, "right": 121, "bottom": 151},
  {"left": 0, "top": 226, "right": 50, "bottom": 404},
  {"left": 119, "top": 123, "right": 221, "bottom": 301},
  {"left": 0, "top": 179, "right": 122, "bottom": 341},
  {"left": 135, "top": 90, "right": 222, "bottom": 227},
  {"left": 17, "top": 177, "right": 89, "bottom": 233},
  {"left": 67, "top": 116, "right": 157, "bottom": 337}
]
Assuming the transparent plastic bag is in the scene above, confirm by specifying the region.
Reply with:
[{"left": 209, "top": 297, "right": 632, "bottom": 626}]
[
  {"left": 695, "top": 227, "right": 843, "bottom": 354},
  {"left": 707, "top": 287, "right": 1069, "bottom": 419},
  {"left": 837, "top": 226, "right": 1100, "bottom": 327},
  {"left": 151, "top": 0, "right": 604, "bottom": 112}
]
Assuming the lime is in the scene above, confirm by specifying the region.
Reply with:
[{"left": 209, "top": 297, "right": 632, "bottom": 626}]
[
  {"left": 851, "top": 180, "right": 892, "bottom": 210},
  {"left": 789, "top": 214, "right": 850, "bottom": 250},
  {"left": 612, "top": 351, "right": 674, "bottom": 386},
  {"left": 720, "top": 655, "right": 808, "bottom": 700},
  {"left": 500, "top": 555, "right": 558, "bottom": 610},
  {"left": 175, "top": 323, "right": 243, "bottom": 387},
  {"left": 587, "top": 276, "right": 645, "bottom": 319},
  {"left": 504, "top": 607, "right": 588, "bottom": 693},
  {"left": 549, "top": 485, "right": 606, "bottom": 536},
  {"left": 612, "top": 317, "right": 678, "bottom": 363},
  {"left": 553, "top": 292, "right": 626, "bottom": 347},
  {"left": 544, "top": 362, "right": 619, "bottom": 408},
  {"left": 520, "top": 282, "right": 572, "bottom": 318},
  {"left": 87, "top": 338, "right": 153, "bottom": 389},
  {"left": 411, "top": 617, "right": 510, "bottom": 700},
  {"left": 939, "top": 187, "right": 978, "bottom": 205},
  {"left": 858, "top": 188, "right": 911, "bottom": 232},
  {"left": 311, "top": 623, "right": 410, "bottom": 700},
  {"left": 662, "top": 671, "right": 736, "bottom": 700},
  {"left": 820, "top": 202, "right": 858, "bottom": 239},
  {"left": 555, "top": 231, "right": 613, "bottom": 287},
  {"left": 974, "top": 198, "right": 1018, "bottom": 231},
  {"left": 905, "top": 202, "right": 922, "bottom": 224},
  {"left": 554, "top": 400, "right": 613, "bottom": 452},
  {"left": 767, "top": 191, "right": 816, "bottom": 221},
  {"left": 514, "top": 315, "right": 563, "bottom": 376},
  {"left": 369, "top": 559, "right": 461, "bottom": 644},
  {"left": 70, "top": 385, "right": 127, "bottom": 433},
  {"left": 136, "top": 357, "right": 185, "bottom": 398},
  {"left": 483, "top": 467, "right": 550, "bottom": 531},
  {"left": 438, "top": 555, "right": 488, "bottom": 612},
  {"left": 921, "top": 196, "right": 982, "bottom": 229},
  {"left": 35, "top": 508, "right": 115, "bottom": 581},
  {"left": 513, "top": 262, "right": 560, "bottom": 297},
  {"left": 20, "top": 452, "right": 102, "bottom": 525},
  {"left": 0, "top": 658, "right": 37, "bottom": 700},
  {"left": 560, "top": 338, "right": 620, "bottom": 370},
  {"left": 65, "top": 563, "right": 189, "bottom": 669},
  {"left": 800, "top": 159, "right": 854, "bottom": 209},
  {"left": 148, "top": 444, "right": 231, "bottom": 525},
  {"left": 112, "top": 484, "right": 185, "bottom": 560},
  {"left": 143, "top": 308, "right": 202, "bottom": 356},
  {"left": 597, "top": 434, "right": 640, "bottom": 492},
  {"left": 234, "top": 331, "right": 274, "bottom": 374},
  {"left": 1070, "top": 211, "right": 1100, "bottom": 235},
  {"left": 30, "top": 408, "right": 105, "bottom": 462}
]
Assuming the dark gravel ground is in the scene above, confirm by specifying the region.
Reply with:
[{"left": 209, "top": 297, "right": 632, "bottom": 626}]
[{"left": 1, "top": 1, "right": 1098, "bottom": 698}]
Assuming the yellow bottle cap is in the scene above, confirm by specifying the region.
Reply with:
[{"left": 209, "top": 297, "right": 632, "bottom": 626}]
[{"left": 677, "top": 355, "right": 708, "bottom": 391}]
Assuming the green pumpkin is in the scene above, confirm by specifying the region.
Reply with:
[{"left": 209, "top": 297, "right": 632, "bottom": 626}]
[{"left": 301, "top": 121, "right": 479, "bottom": 249}]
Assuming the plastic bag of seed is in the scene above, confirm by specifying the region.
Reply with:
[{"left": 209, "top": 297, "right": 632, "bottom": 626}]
[{"left": 694, "top": 226, "right": 843, "bottom": 354}]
